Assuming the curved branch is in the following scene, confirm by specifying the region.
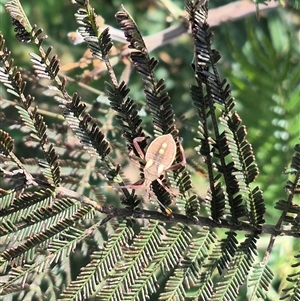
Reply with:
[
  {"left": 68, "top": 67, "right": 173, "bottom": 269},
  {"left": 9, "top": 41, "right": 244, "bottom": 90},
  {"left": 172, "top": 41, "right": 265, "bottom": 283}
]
[
  {"left": 146, "top": 0, "right": 281, "bottom": 52},
  {"left": 97, "top": 0, "right": 281, "bottom": 53},
  {"left": 57, "top": 186, "right": 296, "bottom": 238}
]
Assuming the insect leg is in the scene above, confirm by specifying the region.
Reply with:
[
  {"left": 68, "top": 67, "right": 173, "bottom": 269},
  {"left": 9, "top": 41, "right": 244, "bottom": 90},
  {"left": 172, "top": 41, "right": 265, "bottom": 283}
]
[
  {"left": 156, "top": 199, "right": 173, "bottom": 217},
  {"left": 147, "top": 179, "right": 173, "bottom": 217},
  {"left": 132, "top": 136, "right": 147, "bottom": 160},
  {"left": 166, "top": 143, "right": 186, "bottom": 171},
  {"left": 128, "top": 149, "right": 145, "bottom": 167},
  {"left": 155, "top": 178, "right": 177, "bottom": 197}
]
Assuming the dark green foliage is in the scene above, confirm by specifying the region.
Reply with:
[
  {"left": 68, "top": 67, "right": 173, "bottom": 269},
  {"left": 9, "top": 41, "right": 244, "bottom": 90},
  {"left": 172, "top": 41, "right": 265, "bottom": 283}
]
[
  {"left": 0, "top": 0, "right": 299, "bottom": 300},
  {"left": 106, "top": 81, "right": 144, "bottom": 144},
  {"left": 116, "top": 7, "right": 176, "bottom": 136},
  {"left": 248, "top": 263, "right": 274, "bottom": 300},
  {"left": 187, "top": 1, "right": 264, "bottom": 229}
]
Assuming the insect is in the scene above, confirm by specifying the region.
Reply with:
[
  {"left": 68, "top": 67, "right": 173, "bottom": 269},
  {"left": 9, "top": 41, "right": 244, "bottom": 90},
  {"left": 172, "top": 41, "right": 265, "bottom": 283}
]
[{"left": 118, "top": 133, "right": 186, "bottom": 216}]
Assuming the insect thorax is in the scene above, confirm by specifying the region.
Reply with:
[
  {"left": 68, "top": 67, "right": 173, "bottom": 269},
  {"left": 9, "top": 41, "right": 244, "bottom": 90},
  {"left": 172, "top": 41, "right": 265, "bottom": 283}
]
[{"left": 143, "top": 161, "right": 163, "bottom": 183}]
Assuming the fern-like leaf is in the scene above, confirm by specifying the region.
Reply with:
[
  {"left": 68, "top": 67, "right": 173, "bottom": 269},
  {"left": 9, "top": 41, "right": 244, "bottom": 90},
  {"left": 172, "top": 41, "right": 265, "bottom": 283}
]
[
  {"left": 161, "top": 228, "right": 217, "bottom": 300},
  {"left": 115, "top": 6, "right": 193, "bottom": 205},
  {"left": 281, "top": 250, "right": 300, "bottom": 300},
  {"left": 248, "top": 263, "right": 274, "bottom": 300},
  {"left": 187, "top": 1, "right": 265, "bottom": 228},
  {"left": 5, "top": 0, "right": 32, "bottom": 33},
  {"left": 30, "top": 49, "right": 60, "bottom": 79},
  {"left": 60, "top": 222, "right": 135, "bottom": 300},
  {"left": 0, "top": 130, "right": 14, "bottom": 156},
  {"left": 96, "top": 221, "right": 166, "bottom": 300},
  {"left": 0, "top": 204, "right": 94, "bottom": 291},
  {"left": 106, "top": 81, "right": 144, "bottom": 146},
  {"left": 287, "top": 144, "right": 300, "bottom": 195},
  {"left": 115, "top": 6, "right": 176, "bottom": 138},
  {"left": 212, "top": 234, "right": 258, "bottom": 300},
  {"left": 59, "top": 93, "right": 110, "bottom": 160},
  {"left": 0, "top": 38, "right": 61, "bottom": 188}
]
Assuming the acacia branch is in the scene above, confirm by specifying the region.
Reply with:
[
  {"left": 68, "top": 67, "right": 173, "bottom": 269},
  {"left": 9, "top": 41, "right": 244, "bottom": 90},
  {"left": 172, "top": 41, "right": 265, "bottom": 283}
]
[
  {"left": 57, "top": 186, "right": 296, "bottom": 238},
  {"left": 71, "top": 1, "right": 282, "bottom": 53},
  {"left": 98, "top": 204, "right": 297, "bottom": 237},
  {"left": 145, "top": 0, "right": 281, "bottom": 52}
]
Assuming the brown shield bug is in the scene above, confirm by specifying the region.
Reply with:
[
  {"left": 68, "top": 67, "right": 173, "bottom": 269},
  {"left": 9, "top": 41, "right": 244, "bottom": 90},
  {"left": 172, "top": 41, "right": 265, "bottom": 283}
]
[{"left": 117, "top": 133, "right": 186, "bottom": 216}]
